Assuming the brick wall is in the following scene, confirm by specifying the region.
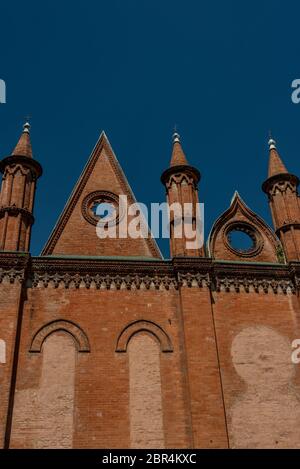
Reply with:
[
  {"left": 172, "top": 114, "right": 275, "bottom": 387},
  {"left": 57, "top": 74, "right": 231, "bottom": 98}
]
[
  {"left": 2, "top": 275, "right": 300, "bottom": 448},
  {"left": 212, "top": 289, "right": 300, "bottom": 448},
  {"left": 9, "top": 285, "right": 191, "bottom": 448}
]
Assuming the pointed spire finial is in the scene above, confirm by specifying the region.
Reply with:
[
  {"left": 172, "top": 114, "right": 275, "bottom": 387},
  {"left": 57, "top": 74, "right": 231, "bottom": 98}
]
[
  {"left": 268, "top": 138, "right": 277, "bottom": 150},
  {"left": 172, "top": 124, "right": 180, "bottom": 144},
  {"left": 23, "top": 115, "right": 31, "bottom": 133},
  {"left": 23, "top": 121, "right": 31, "bottom": 134},
  {"left": 268, "top": 131, "right": 276, "bottom": 150},
  {"left": 173, "top": 131, "right": 180, "bottom": 144}
]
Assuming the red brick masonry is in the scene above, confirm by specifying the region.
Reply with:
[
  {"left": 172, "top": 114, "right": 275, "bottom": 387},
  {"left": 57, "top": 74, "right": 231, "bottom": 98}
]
[{"left": 1, "top": 127, "right": 300, "bottom": 448}]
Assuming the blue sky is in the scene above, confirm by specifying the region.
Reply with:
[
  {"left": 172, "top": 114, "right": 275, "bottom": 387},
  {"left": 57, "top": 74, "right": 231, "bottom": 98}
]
[{"left": 1, "top": 0, "right": 300, "bottom": 257}]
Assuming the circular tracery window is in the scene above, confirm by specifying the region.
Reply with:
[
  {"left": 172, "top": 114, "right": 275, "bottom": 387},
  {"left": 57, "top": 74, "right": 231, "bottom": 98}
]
[
  {"left": 224, "top": 222, "right": 263, "bottom": 257},
  {"left": 82, "top": 191, "right": 122, "bottom": 226}
]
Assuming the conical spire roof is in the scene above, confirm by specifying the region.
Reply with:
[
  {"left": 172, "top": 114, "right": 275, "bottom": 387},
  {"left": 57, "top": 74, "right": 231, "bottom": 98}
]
[
  {"left": 170, "top": 132, "right": 188, "bottom": 167},
  {"left": 267, "top": 137, "right": 288, "bottom": 177},
  {"left": 12, "top": 122, "right": 33, "bottom": 158}
]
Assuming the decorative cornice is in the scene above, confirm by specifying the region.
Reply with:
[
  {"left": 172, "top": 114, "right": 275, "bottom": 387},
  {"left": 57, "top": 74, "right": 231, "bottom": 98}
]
[
  {"left": 213, "top": 260, "right": 294, "bottom": 294},
  {"left": 0, "top": 205, "right": 35, "bottom": 225},
  {"left": 172, "top": 256, "right": 213, "bottom": 273},
  {"left": 262, "top": 173, "right": 299, "bottom": 195},
  {"left": 30, "top": 256, "right": 176, "bottom": 290},
  {"left": 178, "top": 272, "right": 211, "bottom": 288},
  {"left": 161, "top": 164, "right": 200, "bottom": 186},
  {"left": 288, "top": 262, "right": 300, "bottom": 291},
  {"left": 0, "top": 155, "right": 42, "bottom": 178},
  {"left": 0, "top": 268, "right": 25, "bottom": 284},
  {"left": 31, "top": 272, "right": 178, "bottom": 290},
  {"left": 214, "top": 276, "right": 294, "bottom": 294},
  {"left": 0, "top": 253, "right": 299, "bottom": 293},
  {"left": 212, "top": 260, "right": 289, "bottom": 277},
  {"left": 0, "top": 253, "right": 30, "bottom": 284},
  {"left": 275, "top": 222, "right": 300, "bottom": 235},
  {"left": 32, "top": 256, "right": 172, "bottom": 275}
]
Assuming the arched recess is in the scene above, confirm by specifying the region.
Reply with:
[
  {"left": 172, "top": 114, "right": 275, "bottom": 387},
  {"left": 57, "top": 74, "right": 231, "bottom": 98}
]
[
  {"left": 128, "top": 333, "right": 165, "bottom": 448},
  {"left": 115, "top": 320, "right": 173, "bottom": 353},
  {"left": 208, "top": 191, "right": 284, "bottom": 263},
  {"left": 30, "top": 319, "right": 90, "bottom": 353},
  {"left": 116, "top": 321, "right": 172, "bottom": 448},
  {"left": 11, "top": 332, "right": 76, "bottom": 448}
]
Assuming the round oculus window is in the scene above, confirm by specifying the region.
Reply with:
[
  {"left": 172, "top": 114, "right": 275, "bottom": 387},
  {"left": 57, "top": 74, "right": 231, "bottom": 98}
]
[
  {"left": 224, "top": 222, "right": 263, "bottom": 257},
  {"left": 82, "top": 191, "right": 123, "bottom": 226}
]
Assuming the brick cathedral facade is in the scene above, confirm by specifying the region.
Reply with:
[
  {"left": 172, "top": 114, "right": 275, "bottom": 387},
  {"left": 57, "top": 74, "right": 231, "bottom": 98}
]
[{"left": 1, "top": 123, "right": 300, "bottom": 449}]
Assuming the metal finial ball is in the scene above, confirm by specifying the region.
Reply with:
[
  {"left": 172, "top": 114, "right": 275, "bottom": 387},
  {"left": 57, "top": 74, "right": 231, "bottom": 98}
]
[{"left": 23, "top": 122, "right": 31, "bottom": 133}]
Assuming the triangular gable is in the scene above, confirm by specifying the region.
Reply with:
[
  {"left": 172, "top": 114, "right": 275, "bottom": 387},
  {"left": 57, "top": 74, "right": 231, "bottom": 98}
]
[{"left": 42, "top": 132, "right": 161, "bottom": 258}]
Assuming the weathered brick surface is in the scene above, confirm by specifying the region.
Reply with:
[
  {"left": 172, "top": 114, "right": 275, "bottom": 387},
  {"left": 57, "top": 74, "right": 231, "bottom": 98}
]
[
  {"left": 179, "top": 287, "right": 228, "bottom": 448},
  {"left": 9, "top": 286, "right": 191, "bottom": 448},
  {"left": 2, "top": 129, "right": 300, "bottom": 449},
  {"left": 0, "top": 282, "right": 22, "bottom": 447},
  {"left": 11, "top": 332, "right": 75, "bottom": 448},
  {"left": 43, "top": 134, "right": 160, "bottom": 258},
  {"left": 4, "top": 279, "right": 300, "bottom": 449},
  {"left": 212, "top": 290, "right": 300, "bottom": 448},
  {"left": 128, "top": 333, "right": 164, "bottom": 448}
]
